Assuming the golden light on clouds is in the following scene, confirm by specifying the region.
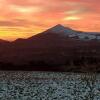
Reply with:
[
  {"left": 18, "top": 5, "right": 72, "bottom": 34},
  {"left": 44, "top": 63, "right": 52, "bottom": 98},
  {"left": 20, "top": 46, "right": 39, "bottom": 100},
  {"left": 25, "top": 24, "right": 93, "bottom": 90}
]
[
  {"left": 10, "top": 6, "right": 42, "bottom": 13},
  {"left": 0, "top": 29, "right": 31, "bottom": 41},
  {"left": 63, "top": 16, "right": 81, "bottom": 21},
  {"left": 0, "top": 0, "right": 100, "bottom": 41}
]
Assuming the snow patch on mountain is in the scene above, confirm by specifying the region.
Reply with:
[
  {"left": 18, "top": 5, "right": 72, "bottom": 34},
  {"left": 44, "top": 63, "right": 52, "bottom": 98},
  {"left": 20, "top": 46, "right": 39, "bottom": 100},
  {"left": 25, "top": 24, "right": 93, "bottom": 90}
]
[{"left": 44, "top": 24, "right": 100, "bottom": 40}]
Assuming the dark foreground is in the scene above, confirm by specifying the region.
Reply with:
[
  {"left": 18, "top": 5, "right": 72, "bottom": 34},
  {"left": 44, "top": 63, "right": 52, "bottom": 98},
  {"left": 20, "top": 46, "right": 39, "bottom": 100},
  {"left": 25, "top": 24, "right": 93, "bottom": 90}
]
[{"left": 0, "top": 63, "right": 100, "bottom": 72}]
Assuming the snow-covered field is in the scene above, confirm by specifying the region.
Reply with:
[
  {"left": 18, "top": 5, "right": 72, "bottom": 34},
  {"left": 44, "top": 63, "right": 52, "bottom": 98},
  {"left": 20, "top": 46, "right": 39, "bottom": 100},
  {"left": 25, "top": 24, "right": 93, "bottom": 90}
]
[{"left": 0, "top": 71, "right": 100, "bottom": 100}]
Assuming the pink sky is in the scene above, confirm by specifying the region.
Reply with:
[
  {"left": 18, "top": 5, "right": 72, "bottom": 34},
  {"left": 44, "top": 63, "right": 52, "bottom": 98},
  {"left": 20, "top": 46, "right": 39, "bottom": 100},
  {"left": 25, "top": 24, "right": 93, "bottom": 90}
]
[{"left": 0, "top": 0, "right": 100, "bottom": 41}]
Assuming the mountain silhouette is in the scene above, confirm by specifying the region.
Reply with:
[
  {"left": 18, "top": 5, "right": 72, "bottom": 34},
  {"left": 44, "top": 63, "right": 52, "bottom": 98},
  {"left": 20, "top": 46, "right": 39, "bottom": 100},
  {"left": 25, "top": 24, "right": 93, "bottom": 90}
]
[{"left": 0, "top": 24, "right": 100, "bottom": 72}]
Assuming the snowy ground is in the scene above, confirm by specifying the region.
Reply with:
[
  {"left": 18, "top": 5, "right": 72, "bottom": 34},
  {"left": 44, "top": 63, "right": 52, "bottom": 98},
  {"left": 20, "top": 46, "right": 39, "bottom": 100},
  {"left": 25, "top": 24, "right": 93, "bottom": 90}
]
[{"left": 0, "top": 71, "right": 99, "bottom": 100}]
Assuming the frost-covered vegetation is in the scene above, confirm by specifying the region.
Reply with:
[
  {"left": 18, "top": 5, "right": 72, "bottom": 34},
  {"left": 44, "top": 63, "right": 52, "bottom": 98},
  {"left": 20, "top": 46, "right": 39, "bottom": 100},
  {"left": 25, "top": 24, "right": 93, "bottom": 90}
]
[{"left": 0, "top": 71, "right": 99, "bottom": 100}]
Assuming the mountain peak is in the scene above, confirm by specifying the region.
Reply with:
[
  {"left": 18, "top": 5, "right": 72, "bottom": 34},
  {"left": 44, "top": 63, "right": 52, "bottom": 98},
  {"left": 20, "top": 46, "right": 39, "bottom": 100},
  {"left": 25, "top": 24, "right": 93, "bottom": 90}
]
[
  {"left": 53, "top": 24, "right": 65, "bottom": 28},
  {"left": 44, "top": 24, "right": 75, "bottom": 36},
  {"left": 51, "top": 24, "right": 71, "bottom": 30}
]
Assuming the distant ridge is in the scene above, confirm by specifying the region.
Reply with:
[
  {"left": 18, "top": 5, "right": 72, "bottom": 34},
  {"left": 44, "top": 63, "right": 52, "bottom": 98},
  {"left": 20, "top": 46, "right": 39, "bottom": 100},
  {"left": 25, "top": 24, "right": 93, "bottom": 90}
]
[{"left": 0, "top": 39, "right": 9, "bottom": 43}]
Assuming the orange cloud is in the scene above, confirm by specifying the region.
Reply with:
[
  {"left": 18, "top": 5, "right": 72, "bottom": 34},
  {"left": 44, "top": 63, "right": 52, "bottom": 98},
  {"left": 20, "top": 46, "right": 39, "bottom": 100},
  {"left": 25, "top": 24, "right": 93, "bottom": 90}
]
[{"left": 0, "top": 0, "right": 100, "bottom": 41}]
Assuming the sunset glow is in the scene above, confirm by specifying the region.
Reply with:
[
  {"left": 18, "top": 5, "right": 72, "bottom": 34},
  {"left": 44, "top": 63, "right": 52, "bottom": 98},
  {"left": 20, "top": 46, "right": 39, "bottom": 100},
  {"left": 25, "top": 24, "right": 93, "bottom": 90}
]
[
  {"left": 0, "top": 0, "right": 100, "bottom": 41},
  {"left": 63, "top": 16, "right": 81, "bottom": 21}
]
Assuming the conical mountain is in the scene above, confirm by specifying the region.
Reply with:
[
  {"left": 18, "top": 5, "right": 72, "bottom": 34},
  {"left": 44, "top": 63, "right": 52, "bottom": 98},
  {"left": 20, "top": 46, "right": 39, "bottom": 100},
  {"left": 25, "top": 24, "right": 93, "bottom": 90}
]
[
  {"left": 13, "top": 24, "right": 79, "bottom": 47},
  {"left": 43, "top": 24, "right": 74, "bottom": 33}
]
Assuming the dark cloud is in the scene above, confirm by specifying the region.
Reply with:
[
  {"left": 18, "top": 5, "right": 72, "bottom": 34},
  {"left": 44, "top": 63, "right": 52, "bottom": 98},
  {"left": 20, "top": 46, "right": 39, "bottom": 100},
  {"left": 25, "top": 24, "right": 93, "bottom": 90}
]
[{"left": 0, "top": 19, "right": 31, "bottom": 27}]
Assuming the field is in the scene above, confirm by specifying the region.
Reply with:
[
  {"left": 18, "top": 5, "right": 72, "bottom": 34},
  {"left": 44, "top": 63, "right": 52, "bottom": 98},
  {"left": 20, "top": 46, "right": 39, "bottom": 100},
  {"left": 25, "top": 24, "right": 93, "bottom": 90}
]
[{"left": 0, "top": 71, "right": 99, "bottom": 100}]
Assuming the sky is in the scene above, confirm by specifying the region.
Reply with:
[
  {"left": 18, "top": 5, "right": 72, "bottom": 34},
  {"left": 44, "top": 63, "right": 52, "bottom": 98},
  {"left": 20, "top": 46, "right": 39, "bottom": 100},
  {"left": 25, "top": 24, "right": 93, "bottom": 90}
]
[{"left": 0, "top": 0, "right": 100, "bottom": 41}]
